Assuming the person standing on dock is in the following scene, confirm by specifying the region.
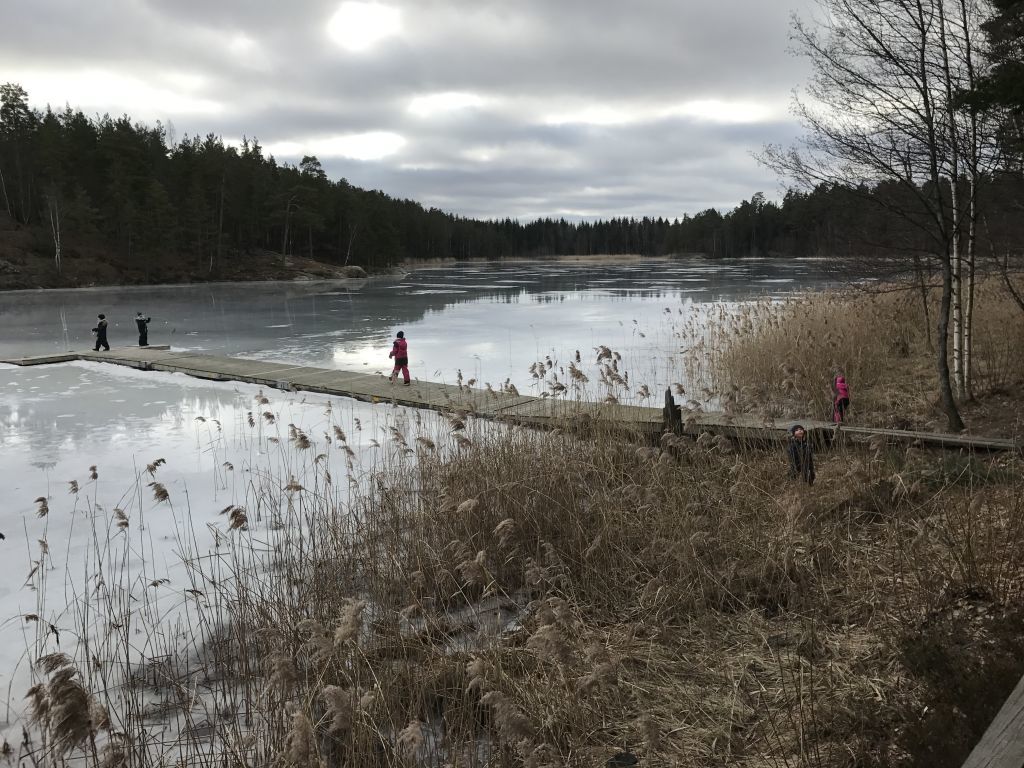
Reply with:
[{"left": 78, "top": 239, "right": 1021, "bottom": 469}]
[
  {"left": 787, "top": 424, "right": 815, "bottom": 485},
  {"left": 389, "top": 330, "right": 410, "bottom": 385},
  {"left": 135, "top": 312, "right": 151, "bottom": 347},
  {"left": 831, "top": 374, "right": 851, "bottom": 423},
  {"left": 92, "top": 314, "right": 110, "bottom": 352}
]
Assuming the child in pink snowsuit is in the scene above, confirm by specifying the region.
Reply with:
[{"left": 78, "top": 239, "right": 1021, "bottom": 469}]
[
  {"left": 389, "top": 331, "right": 410, "bottom": 384},
  {"left": 832, "top": 375, "right": 850, "bottom": 423}
]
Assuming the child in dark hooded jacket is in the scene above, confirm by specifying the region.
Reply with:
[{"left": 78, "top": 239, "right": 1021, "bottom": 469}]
[
  {"left": 136, "top": 312, "right": 151, "bottom": 346},
  {"left": 92, "top": 314, "right": 110, "bottom": 351},
  {"left": 787, "top": 424, "right": 815, "bottom": 485}
]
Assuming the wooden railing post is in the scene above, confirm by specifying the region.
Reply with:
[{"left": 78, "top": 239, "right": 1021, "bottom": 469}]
[{"left": 663, "top": 388, "right": 681, "bottom": 434}]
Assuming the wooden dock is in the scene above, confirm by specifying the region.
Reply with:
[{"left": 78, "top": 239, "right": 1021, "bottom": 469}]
[
  {"left": 962, "top": 672, "right": 1024, "bottom": 767},
  {"left": 2, "top": 347, "right": 1019, "bottom": 452}
]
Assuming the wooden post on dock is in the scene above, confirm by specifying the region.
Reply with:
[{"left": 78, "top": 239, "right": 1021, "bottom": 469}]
[{"left": 663, "top": 388, "right": 681, "bottom": 434}]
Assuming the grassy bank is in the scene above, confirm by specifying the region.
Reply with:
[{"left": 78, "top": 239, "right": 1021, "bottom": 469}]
[
  {"left": 15, "top": 284, "right": 1024, "bottom": 767},
  {"left": 695, "top": 282, "right": 1024, "bottom": 437}
]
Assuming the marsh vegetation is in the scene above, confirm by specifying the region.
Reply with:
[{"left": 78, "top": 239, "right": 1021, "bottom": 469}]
[{"left": 7, "top": 282, "right": 1024, "bottom": 767}]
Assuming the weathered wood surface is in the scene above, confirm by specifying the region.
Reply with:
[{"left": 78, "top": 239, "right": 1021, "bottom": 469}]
[
  {"left": 0, "top": 345, "right": 170, "bottom": 366},
  {"left": 838, "top": 424, "right": 1019, "bottom": 451},
  {"left": 961, "top": 673, "right": 1024, "bottom": 768},
  {"left": 2, "top": 347, "right": 1020, "bottom": 452}
]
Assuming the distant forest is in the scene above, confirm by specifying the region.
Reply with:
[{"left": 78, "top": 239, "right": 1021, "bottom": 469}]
[{"left": 1, "top": 82, "right": 1023, "bottom": 281}]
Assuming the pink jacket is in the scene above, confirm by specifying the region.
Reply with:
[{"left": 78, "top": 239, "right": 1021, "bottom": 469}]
[
  {"left": 390, "top": 338, "right": 408, "bottom": 359},
  {"left": 833, "top": 376, "right": 850, "bottom": 400}
]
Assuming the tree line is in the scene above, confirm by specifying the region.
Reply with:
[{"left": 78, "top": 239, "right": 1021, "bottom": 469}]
[{"left": 3, "top": 82, "right": 1023, "bottom": 286}]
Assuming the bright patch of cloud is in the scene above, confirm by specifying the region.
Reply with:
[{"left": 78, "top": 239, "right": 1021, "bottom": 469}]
[
  {"left": 326, "top": 2, "right": 401, "bottom": 52},
  {"left": 228, "top": 33, "right": 257, "bottom": 55},
  {"left": 160, "top": 71, "right": 207, "bottom": 92},
  {"left": 8, "top": 69, "right": 222, "bottom": 115},
  {"left": 552, "top": 208, "right": 602, "bottom": 218},
  {"left": 664, "top": 99, "right": 776, "bottom": 123},
  {"left": 461, "top": 146, "right": 501, "bottom": 163},
  {"left": 542, "top": 105, "right": 633, "bottom": 126},
  {"left": 539, "top": 99, "right": 781, "bottom": 128},
  {"left": 408, "top": 92, "right": 486, "bottom": 117},
  {"left": 398, "top": 161, "right": 444, "bottom": 170},
  {"left": 266, "top": 131, "right": 406, "bottom": 161}
]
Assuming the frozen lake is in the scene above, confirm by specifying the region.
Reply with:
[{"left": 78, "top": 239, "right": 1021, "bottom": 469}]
[
  {"left": 0, "top": 257, "right": 842, "bottom": 741},
  {"left": 0, "top": 258, "right": 841, "bottom": 388}
]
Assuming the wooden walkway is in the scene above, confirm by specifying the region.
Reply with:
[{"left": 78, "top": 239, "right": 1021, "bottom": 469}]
[
  {"left": 2, "top": 347, "right": 1019, "bottom": 452},
  {"left": 962, "top": 672, "right": 1024, "bottom": 767}
]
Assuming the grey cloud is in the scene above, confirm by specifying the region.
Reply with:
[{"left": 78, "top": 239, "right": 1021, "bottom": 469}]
[
  {"left": 308, "top": 115, "right": 802, "bottom": 220},
  {"left": 2, "top": 0, "right": 820, "bottom": 219}
]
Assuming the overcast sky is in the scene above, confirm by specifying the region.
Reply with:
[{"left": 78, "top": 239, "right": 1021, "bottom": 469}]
[{"left": 1, "top": 0, "right": 817, "bottom": 221}]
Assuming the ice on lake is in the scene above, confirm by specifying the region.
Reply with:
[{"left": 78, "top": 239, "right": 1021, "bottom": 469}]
[{"left": 0, "top": 258, "right": 841, "bottom": 386}]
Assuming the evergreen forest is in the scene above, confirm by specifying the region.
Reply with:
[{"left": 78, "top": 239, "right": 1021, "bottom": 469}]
[{"left": 1, "top": 67, "right": 1023, "bottom": 286}]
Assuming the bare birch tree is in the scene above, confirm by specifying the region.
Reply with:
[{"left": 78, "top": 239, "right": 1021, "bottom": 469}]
[
  {"left": 763, "top": 0, "right": 998, "bottom": 431},
  {"left": 954, "top": 0, "right": 982, "bottom": 400},
  {"left": 46, "top": 191, "right": 61, "bottom": 274},
  {"left": 940, "top": 0, "right": 999, "bottom": 401}
]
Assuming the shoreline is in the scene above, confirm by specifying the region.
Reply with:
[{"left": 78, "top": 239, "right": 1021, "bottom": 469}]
[
  {"left": 0, "top": 274, "right": 386, "bottom": 296},
  {"left": 1, "top": 253, "right": 851, "bottom": 292}
]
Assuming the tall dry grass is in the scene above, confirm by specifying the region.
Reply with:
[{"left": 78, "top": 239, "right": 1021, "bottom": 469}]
[
  {"left": 18, "top": 412, "right": 1016, "bottom": 766},
  {"left": 699, "top": 282, "right": 1024, "bottom": 431}
]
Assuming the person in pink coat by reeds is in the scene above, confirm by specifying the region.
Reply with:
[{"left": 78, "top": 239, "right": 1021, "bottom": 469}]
[
  {"left": 832, "top": 374, "right": 851, "bottom": 423},
  {"left": 388, "top": 330, "right": 410, "bottom": 385}
]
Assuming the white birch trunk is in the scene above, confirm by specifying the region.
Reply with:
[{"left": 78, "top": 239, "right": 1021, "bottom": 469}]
[
  {"left": 47, "top": 196, "right": 62, "bottom": 274},
  {"left": 938, "top": 0, "right": 965, "bottom": 400},
  {"left": 950, "top": 182, "right": 964, "bottom": 399},
  {"left": 957, "top": 0, "right": 980, "bottom": 402},
  {"left": 345, "top": 224, "right": 358, "bottom": 266},
  {"left": 965, "top": 195, "right": 976, "bottom": 400},
  {"left": 213, "top": 172, "right": 225, "bottom": 274}
]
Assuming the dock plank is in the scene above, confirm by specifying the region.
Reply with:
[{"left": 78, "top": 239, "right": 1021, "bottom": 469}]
[
  {"left": 3, "top": 345, "right": 172, "bottom": 366},
  {"left": 1, "top": 348, "right": 1018, "bottom": 453},
  {"left": 838, "top": 425, "right": 1018, "bottom": 451}
]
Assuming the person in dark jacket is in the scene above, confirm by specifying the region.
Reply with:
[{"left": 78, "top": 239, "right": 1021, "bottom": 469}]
[
  {"left": 787, "top": 424, "right": 815, "bottom": 485},
  {"left": 388, "top": 330, "right": 410, "bottom": 384},
  {"left": 92, "top": 314, "right": 110, "bottom": 351},
  {"left": 135, "top": 312, "right": 151, "bottom": 346}
]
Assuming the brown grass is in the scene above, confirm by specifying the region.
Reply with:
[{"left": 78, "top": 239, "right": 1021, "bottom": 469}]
[
  {"left": 134, "top": 417, "right": 1020, "bottom": 767},
  {"left": 699, "top": 281, "right": 1024, "bottom": 433}
]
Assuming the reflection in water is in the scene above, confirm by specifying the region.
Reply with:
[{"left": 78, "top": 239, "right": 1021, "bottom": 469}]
[{"left": 0, "top": 259, "right": 841, "bottom": 394}]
